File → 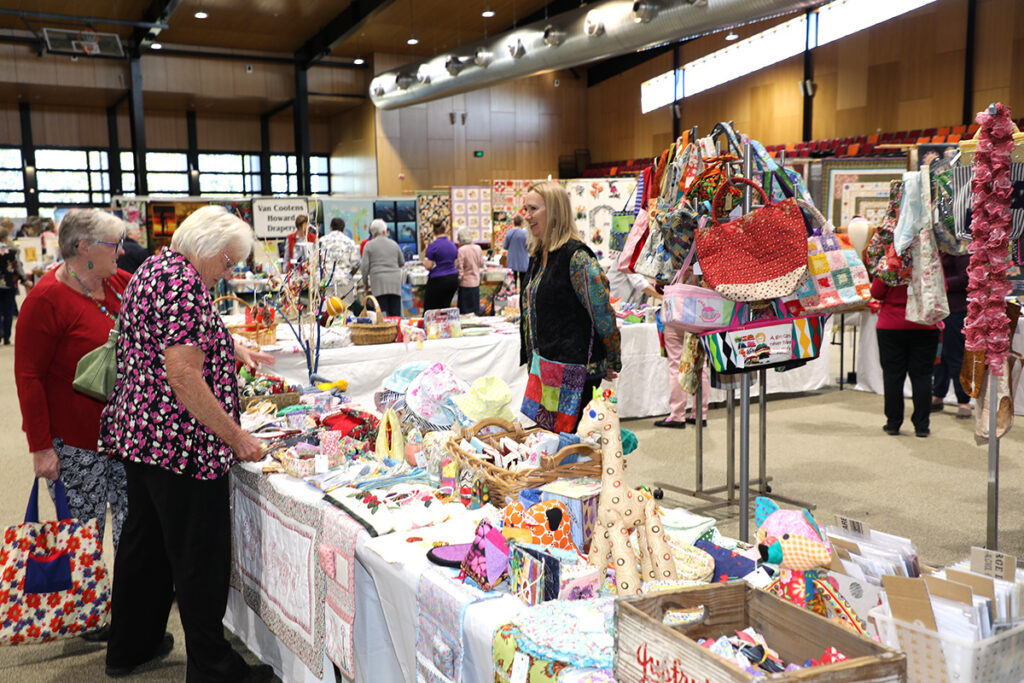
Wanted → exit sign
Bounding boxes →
[473,150,484,157]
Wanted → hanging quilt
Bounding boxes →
[450,186,493,243]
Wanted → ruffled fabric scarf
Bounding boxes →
[965,103,1015,375]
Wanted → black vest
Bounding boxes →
[521,239,607,368]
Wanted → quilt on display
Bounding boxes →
[450,186,493,243]
[230,467,325,677]
[319,505,364,679]
[561,179,637,253]
[417,191,451,254]
[491,180,534,250]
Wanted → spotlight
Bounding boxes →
[354,57,365,65]
[632,1,657,23]
[507,39,525,59]
[395,72,419,90]
[445,55,467,76]
[542,25,565,47]
[482,9,495,18]
[474,49,493,67]
[194,10,208,19]
[151,42,163,49]
[584,13,604,36]
[725,31,739,41]
[407,37,419,45]
[372,84,385,97]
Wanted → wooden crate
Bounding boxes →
[615,582,906,682]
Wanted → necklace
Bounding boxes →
[64,263,121,321]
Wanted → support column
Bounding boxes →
[19,103,37,216]
[962,0,977,125]
[260,113,272,195]
[671,44,681,141]
[186,110,200,196]
[801,10,815,142]
[107,104,122,197]
[128,56,148,195]
[293,63,311,196]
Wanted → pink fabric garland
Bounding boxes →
[964,103,1015,376]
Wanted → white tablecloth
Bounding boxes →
[854,310,1024,415]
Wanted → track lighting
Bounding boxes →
[474,48,493,67]
[395,72,419,90]
[542,25,565,47]
[507,39,525,59]
[632,1,657,23]
[445,55,467,76]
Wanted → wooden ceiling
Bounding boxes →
[0,0,557,60]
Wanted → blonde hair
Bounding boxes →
[525,181,578,256]
[171,205,254,261]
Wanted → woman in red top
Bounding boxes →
[870,277,940,437]
[15,209,130,558]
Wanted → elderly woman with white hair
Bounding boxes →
[98,205,274,681]
[15,209,130,577]
[360,217,405,317]
[455,229,485,315]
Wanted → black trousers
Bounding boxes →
[424,273,459,311]
[372,293,402,317]
[571,377,605,433]
[108,461,248,683]
[877,328,940,431]
[933,310,969,404]
[0,288,16,342]
[457,286,480,315]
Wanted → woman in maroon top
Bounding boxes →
[14,209,130,561]
[870,277,940,437]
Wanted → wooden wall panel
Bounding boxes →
[0,106,20,145]
[31,106,108,148]
[587,52,674,163]
[330,101,378,195]
[196,114,261,152]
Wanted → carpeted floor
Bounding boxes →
[0,330,1020,681]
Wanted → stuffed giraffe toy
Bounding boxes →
[576,390,677,596]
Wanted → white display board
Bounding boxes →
[253,197,309,238]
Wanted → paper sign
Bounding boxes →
[883,575,937,631]
[510,651,530,683]
[253,197,308,238]
[835,514,872,537]
[970,547,1017,582]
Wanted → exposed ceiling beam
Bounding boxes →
[132,0,184,52]
[295,0,399,70]
[0,8,169,30]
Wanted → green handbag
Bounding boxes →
[73,319,119,402]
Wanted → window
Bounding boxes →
[270,154,298,194]
[35,148,109,205]
[817,0,938,46]
[198,153,261,197]
[310,155,330,195]
[0,147,24,205]
[641,70,683,115]
[147,152,189,195]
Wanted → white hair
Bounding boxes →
[171,205,254,261]
[457,229,473,245]
[58,209,125,260]
[369,219,388,238]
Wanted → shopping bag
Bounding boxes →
[865,180,913,286]
[698,315,825,375]
[0,479,111,644]
[662,242,748,332]
[778,200,871,316]
[904,171,950,326]
[748,138,813,203]
[633,201,679,283]
[616,208,649,274]
[695,176,809,302]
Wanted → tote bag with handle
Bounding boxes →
[662,241,748,333]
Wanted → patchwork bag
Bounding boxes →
[698,315,825,375]
[778,200,872,316]
[0,479,111,644]
[695,176,809,302]
[662,242,748,333]
[608,211,635,253]
[520,353,588,434]
[865,180,913,286]
[633,200,679,282]
[460,519,510,591]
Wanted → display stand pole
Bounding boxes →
[726,385,736,503]
[738,144,754,541]
[836,314,846,390]
[695,374,704,491]
[758,369,768,492]
[987,370,999,549]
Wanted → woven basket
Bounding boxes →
[446,418,602,502]
[347,295,398,345]
[240,391,300,412]
[214,295,278,345]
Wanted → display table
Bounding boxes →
[854,310,1024,415]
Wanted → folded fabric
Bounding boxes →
[694,539,757,582]
[511,598,615,670]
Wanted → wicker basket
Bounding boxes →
[446,418,602,501]
[214,295,278,345]
[347,295,398,345]
[240,391,300,411]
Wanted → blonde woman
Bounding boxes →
[519,181,620,431]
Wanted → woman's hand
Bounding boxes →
[33,448,59,480]
[605,370,619,381]
[423,257,435,271]
[231,430,266,463]
[234,342,276,371]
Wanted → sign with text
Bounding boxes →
[253,197,308,238]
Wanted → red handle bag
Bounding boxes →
[694,176,809,302]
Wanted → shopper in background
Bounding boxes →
[520,181,621,430]
[360,218,405,317]
[503,214,530,290]
[871,276,941,437]
[14,209,130,572]
[99,205,274,681]
[320,217,361,303]
[0,218,28,344]
[600,255,660,307]
[423,219,459,311]
[932,253,971,418]
[455,229,485,315]
[116,223,150,274]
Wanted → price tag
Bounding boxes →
[314,452,329,474]
[835,514,871,537]
[510,651,530,683]
[970,547,1017,582]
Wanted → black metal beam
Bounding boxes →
[186,110,200,196]
[19,103,37,216]
[107,104,122,197]
[128,56,148,195]
[962,0,977,125]
[801,9,814,142]
[149,45,367,68]
[671,44,681,140]
[131,0,184,53]
[295,0,399,70]
[293,64,311,195]
[587,43,676,88]
[259,114,272,196]
[0,8,169,30]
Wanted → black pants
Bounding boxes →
[571,377,605,433]
[457,286,480,315]
[0,288,16,342]
[877,328,940,431]
[933,311,969,404]
[108,461,248,683]
[424,273,459,311]
[514,271,527,292]
[371,293,402,317]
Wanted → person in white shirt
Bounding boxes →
[319,218,361,303]
[601,256,659,307]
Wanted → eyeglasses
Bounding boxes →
[96,238,125,250]
[220,250,237,271]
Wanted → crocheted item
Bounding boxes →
[511,598,615,670]
[965,103,1015,376]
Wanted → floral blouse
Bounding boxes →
[100,249,240,480]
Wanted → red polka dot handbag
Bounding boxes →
[695,176,810,302]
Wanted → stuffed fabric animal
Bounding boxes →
[502,500,579,554]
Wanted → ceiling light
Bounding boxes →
[151,42,163,49]
[445,55,467,76]
[482,8,495,18]
[353,57,365,65]
[407,37,419,45]
[632,1,657,23]
[542,25,565,47]
[507,39,525,59]
[194,10,208,19]
[725,31,739,41]
[584,12,605,36]
[474,49,493,67]
[395,72,419,90]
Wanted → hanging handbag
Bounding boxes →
[748,138,813,203]
[951,163,1024,240]
[0,479,111,644]
[633,200,679,283]
[928,156,970,255]
[698,315,825,375]
[898,170,950,326]
[520,352,588,433]
[608,212,636,252]
[865,180,913,286]
[779,200,871,316]
[695,176,809,302]
[72,318,120,402]
[662,242,748,333]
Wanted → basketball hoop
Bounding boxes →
[75,29,100,56]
